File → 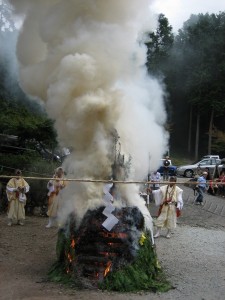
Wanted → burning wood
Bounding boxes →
[50,205,170,292]
[55,206,143,284]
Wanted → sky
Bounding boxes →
[150,0,225,32]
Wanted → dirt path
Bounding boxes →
[0,185,225,300]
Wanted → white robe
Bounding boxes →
[152,185,183,229]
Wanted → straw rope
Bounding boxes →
[0,175,222,186]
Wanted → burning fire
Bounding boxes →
[100,232,128,239]
[104,261,112,277]
[71,238,75,248]
[65,238,76,274]
[67,253,73,263]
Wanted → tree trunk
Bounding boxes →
[194,111,200,161]
[188,105,193,154]
[208,108,214,155]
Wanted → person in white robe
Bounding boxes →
[6,169,30,226]
[152,176,183,238]
[46,167,67,228]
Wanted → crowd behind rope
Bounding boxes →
[191,166,225,198]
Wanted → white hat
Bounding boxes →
[202,171,208,175]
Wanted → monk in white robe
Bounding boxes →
[46,167,67,228]
[6,169,30,226]
[152,176,183,238]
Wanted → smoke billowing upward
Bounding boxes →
[9,0,168,226]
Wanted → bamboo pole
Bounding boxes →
[0,175,222,186]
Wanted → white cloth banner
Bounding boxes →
[102,214,119,231]
[102,203,115,217]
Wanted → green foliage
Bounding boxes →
[0,97,58,149]
[211,128,225,153]
[48,231,171,293]
[48,262,74,285]
[157,12,225,157]
[99,233,171,292]
[56,229,71,262]
[49,231,82,289]
[146,14,174,77]
[0,27,58,150]
[0,151,58,175]
[175,13,225,114]
[0,151,59,211]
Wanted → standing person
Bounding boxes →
[149,170,161,203]
[195,171,208,205]
[218,170,225,197]
[152,176,183,239]
[150,170,161,191]
[6,169,30,226]
[163,156,170,181]
[46,167,67,228]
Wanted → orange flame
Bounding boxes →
[101,232,127,239]
[104,261,112,277]
[71,239,75,248]
[67,253,72,263]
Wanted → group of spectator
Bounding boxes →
[194,167,225,199]
[5,167,67,227]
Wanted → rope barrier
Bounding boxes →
[0,174,223,185]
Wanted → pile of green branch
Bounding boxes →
[99,233,171,292]
[49,230,172,293]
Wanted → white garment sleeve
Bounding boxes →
[24,185,30,193]
[6,187,17,192]
[176,190,183,210]
[152,189,163,206]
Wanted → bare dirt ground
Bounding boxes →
[0,184,225,300]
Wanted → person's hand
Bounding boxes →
[19,187,26,193]
[146,187,151,193]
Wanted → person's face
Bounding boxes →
[15,171,21,179]
[169,179,176,187]
[57,169,63,177]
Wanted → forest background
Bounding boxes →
[1,1,225,208]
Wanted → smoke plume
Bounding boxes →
[9,0,168,228]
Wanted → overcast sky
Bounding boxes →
[150,0,225,32]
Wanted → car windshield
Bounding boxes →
[199,159,211,165]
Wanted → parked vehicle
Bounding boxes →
[176,158,223,178]
[201,155,220,160]
[157,159,177,176]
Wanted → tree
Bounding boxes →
[145,14,174,77]
[211,128,225,154]
[167,13,225,158]
[0,97,58,149]
[0,1,57,150]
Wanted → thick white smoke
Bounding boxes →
[9,0,168,227]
